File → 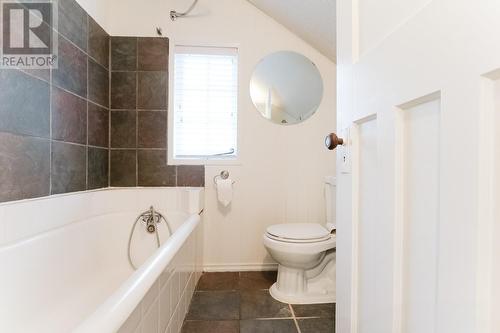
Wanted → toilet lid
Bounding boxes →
[266,223,330,242]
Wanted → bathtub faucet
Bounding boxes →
[145,206,158,233]
[128,205,174,270]
[138,206,162,233]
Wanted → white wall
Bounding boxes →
[102,0,336,270]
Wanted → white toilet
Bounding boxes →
[263,177,336,304]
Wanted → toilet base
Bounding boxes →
[269,256,336,304]
[269,282,335,304]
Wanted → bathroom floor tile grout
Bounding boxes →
[181,271,334,333]
[289,303,302,333]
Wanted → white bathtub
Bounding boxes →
[0,187,204,333]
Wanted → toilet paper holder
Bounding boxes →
[213,170,235,185]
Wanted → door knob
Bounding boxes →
[325,132,344,150]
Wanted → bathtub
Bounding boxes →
[0,187,204,333]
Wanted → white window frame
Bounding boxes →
[168,42,241,166]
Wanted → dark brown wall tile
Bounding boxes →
[177,165,205,187]
[88,103,109,147]
[0,70,50,138]
[51,141,86,194]
[53,35,87,98]
[138,150,176,186]
[111,111,136,148]
[107,36,205,189]
[0,132,50,202]
[58,0,88,51]
[19,68,50,82]
[110,150,136,186]
[111,37,137,71]
[138,111,167,148]
[111,71,136,109]
[51,87,87,144]
[8,14,52,79]
[138,38,168,71]
[1,30,204,202]
[0,2,117,203]
[87,147,109,189]
[88,59,109,107]
[17,2,52,26]
[137,71,167,110]
[88,16,109,68]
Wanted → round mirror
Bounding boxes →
[250,51,323,125]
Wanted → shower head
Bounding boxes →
[170,0,199,21]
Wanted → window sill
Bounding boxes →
[168,157,242,166]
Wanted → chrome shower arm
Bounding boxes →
[170,0,198,20]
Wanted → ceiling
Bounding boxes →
[247,0,336,62]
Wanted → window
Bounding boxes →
[172,46,238,162]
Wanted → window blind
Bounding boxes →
[173,46,238,159]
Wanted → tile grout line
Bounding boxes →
[188,272,316,331]
[111,108,167,112]
[193,287,271,293]
[15,68,50,84]
[135,37,139,187]
[111,147,167,151]
[289,304,302,333]
[49,53,53,196]
[108,36,112,187]
[108,69,168,73]
[188,272,334,333]
[57,24,108,73]
[246,317,295,321]
[50,81,109,111]
[85,14,89,190]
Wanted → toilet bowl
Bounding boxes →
[263,223,336,304]
[263,177,337,304]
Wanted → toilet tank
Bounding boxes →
[324,176,336,229]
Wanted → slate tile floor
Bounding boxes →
[182,271,335,333]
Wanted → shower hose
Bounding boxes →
[127,206,172,270]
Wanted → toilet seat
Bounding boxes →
[266,223,331,243]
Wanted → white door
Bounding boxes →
[335,1,500,333]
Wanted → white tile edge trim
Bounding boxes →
[0,187,202,207]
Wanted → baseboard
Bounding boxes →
[203,263,278,272]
